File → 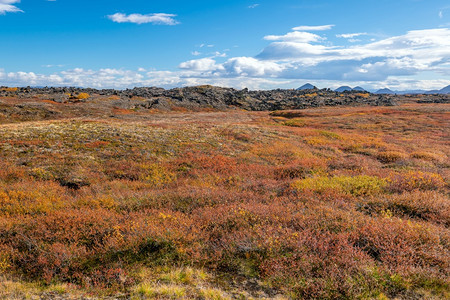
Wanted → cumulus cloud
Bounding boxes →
[0,0,22,14]
[0,65,448,91]
[108,13,179,25]
[222,57,283,77]
[0,67,297,90]
[176,27,450,87]
[255,28,450,80]
[179,58,221,72]
[292,25,334,31]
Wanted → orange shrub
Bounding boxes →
[411,151,446,162]
[282,118,306,127]
[76,93,90,100]
[275,157,327,180]
[85,141,110,148]
[358,191,449,225]
[1,87,18,92]
[356,93,370,98]
[0,162,27,183]
[0,181,66,216]
[305,93,317,97]
[376,151,407,163]
[0,102,448,299]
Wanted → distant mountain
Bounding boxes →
[401,90,428,94]
[375,88,395,95]
[352,86,366,92]
[375,85,450,95]
[335,86,353,92]
[439,85,450,94]
[296,84,450,95]
[425,90,440,94]
[297,83,317,90]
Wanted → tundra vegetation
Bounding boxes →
[0,89,448,299]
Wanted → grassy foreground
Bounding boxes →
[0,103,448,299]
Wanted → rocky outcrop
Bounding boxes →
[0,85,408,111]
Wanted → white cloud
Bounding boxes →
[107,13,179,25]
[0,67,296,90]
[257,42,330,60]
[248,4,259,9]
[191,51,201,56]
[1,65,448,91]
[178,27,450,86]
[257,28,450,70]
[0,0,22,14]
[179,58,221,72]
[292,25,334,31]
[222,57,283,77]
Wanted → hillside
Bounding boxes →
[0,89,448,299]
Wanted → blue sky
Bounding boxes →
[0,0,449,90]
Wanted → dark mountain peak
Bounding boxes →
[439,85,450,94]
[335,86,353,92]
[352,86,366,92]
[375,88,395,94]
[297,83,317,90]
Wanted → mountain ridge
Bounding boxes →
[294,84,450,94]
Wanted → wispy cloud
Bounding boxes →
[0,0,22,15]
[292,25,334,31]
[42,64,65,68]
[107,13,179,25]
[213,51,227,58]
[336,32,367,39]
[264,31,324,43]
[439,6,450,19]
[248,4,259,9]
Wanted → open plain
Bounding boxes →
[0,89,448,299]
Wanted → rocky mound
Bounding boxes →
[0,85,401,111]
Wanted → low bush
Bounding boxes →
[282,118,305,127]
[0,103,447,299]
[76,93,90,100]
[411,151,446,162]
[387,171,445,192]
[376,151,408,163]
[357,191,450,225]
[292,175,387,196]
